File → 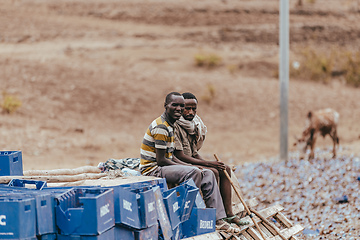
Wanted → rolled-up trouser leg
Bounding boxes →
[201,169,226,220]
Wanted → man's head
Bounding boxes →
[164,92,185,124]
[182,92,198,121]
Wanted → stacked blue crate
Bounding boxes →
[0,196,37,239]
[172,180,199,223]
[153,186,172,240]
[0,151,23,176]
[114,224,135,240]
[0,180,56,239]
[107,181,163,240]
[134,222,158,240]
[162,188,181,231]
[1,172,218,239]
[181,207,216,238]
[55,187,115,238]
[167,179,216,240]
[161,179,199,240]
[57,227,115,240]
[8,178,47,190]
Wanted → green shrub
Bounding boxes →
[290,48,334,83]
[343,51,360,87]
[194,52,222,68]
[1,93,22,114]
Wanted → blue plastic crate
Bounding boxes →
[162,188,181,230]
[154,178,168,192]
[0,190,55,236]
[172,181,198,222]
[134,222,158,240]
[112,186,141,229]
[153,187,172,240]
[114,224,135,240]
[185,179,206,209]
[181,207,216,238]
[8,179,47,190]
[0,197,36,239]
[57,227,115,240]
[37,233,57,240]
[171,225,181,240]
[132,187,158,229]
[55,188,115,236]
[0,151,23,176]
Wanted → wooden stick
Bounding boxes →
[214,154,267,240]
[23,166,101,176]
[0,172,107,184]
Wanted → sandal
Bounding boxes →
[224,215,250,226]
[215,219,240,233]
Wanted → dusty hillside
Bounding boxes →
[1,0,360,171]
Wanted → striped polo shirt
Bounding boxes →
[140,113,175,175]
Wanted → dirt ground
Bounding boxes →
[1,0,360,172]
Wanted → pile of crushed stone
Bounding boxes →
[234,147,360,239]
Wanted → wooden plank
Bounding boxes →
[182,231,222,240]
[233,197,258,215]
[241,231,255,240]
[251,208,286,240]
[238,234,248,240]
[231,235,242,240]
[218,231,233,240]
[219,231,230,239]
[260,220,278,236]
[258,204,284,218]
[247,227,265,240]
[274,212,293,228]
[235,204,284,234]
[259,222,275,237]
[268,224,304,240]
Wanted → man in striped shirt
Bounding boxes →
[140,92,239,233]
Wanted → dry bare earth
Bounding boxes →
[1,1,360,170]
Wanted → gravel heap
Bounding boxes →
[234,148,360,240]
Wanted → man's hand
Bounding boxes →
[206,161,226,171]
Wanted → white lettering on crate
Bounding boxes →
[172,201,179,213]
[199,220,213,229]
[148,201,155,212]
[184,200,190,209]
[0,215,6,226]
[100,203,110,217]
[157,199,167,221]
[123,199,132,212]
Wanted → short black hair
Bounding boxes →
[182,92,197,101]
[165,92,182,105]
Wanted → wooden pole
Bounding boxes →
[214,154,267,240]
[279,0,289,162]
[0,172,107,184]
[23,166,101,176]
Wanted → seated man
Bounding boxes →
[174,92,249,226]
[140,91,239,233]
